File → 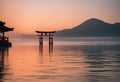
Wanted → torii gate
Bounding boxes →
[36,31,56,45]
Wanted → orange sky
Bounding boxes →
[0,0,120,34]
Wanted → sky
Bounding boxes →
[0,0,120,34]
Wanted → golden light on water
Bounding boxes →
[2,45,88,82]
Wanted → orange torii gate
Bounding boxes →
[36,31,56,45]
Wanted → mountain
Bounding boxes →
[55,18,120,37]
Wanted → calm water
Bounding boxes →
[0,37,120,82]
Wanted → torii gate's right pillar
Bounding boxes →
[49,36,53,44]
[49,36,53,54]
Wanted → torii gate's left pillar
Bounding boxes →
[39,33,43,45]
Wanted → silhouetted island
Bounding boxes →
[55,18,120,37]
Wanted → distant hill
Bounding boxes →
[55,18,120,37]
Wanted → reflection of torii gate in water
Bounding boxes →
[36,31,56,53]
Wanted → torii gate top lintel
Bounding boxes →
[36,31,56,33]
